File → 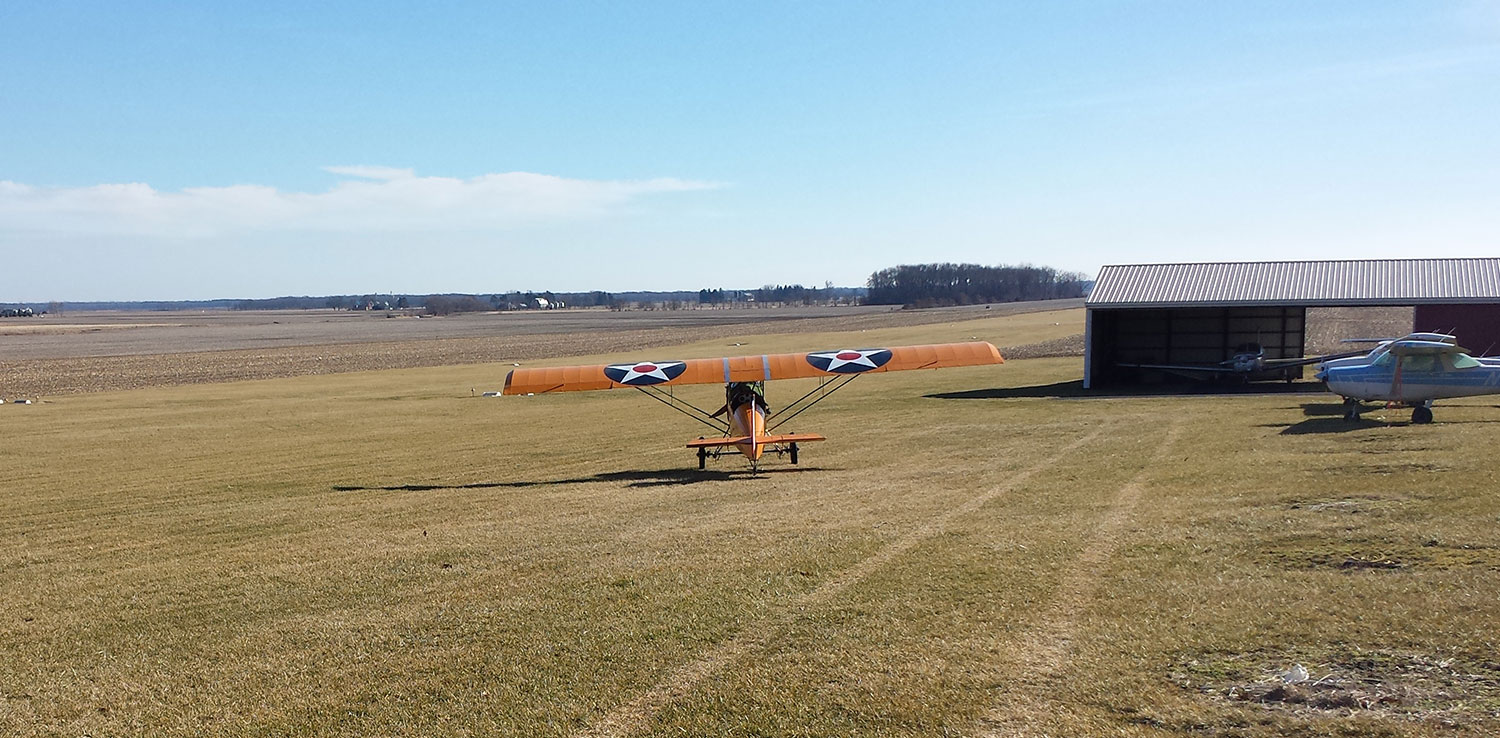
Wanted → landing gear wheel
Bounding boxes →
[789,443,799,465]
[698,447,707,470]
[1412,406,1433,424]
[1342,398,1361,422]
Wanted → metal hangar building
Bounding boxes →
[1083,258,1500,389]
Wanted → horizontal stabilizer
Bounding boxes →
[686,433,826,449]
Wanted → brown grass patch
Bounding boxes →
[1176,649,1500,726]
[1265,535,1499,572]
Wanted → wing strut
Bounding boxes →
[635,386,728,434]
[768,375,859,432]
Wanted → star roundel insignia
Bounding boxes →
[604,360,687,386]
[806,348,893,374]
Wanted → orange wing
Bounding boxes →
[502,342,1003,395]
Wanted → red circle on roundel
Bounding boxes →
[633,363,657,372]
[835,351,861,360]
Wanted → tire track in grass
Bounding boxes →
[974,419,1182,738]
[575,422,1115,738]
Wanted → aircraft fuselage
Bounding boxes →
[727,400,769,461]
[1319,360,1500,403]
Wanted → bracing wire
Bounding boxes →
[768,375,859,432]
[635,387,728,434]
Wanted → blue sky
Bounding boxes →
[2,1,1497,301]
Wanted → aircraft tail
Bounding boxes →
[686,433,826,449]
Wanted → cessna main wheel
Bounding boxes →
[1412,406,1433,424]
[789,443,799,465]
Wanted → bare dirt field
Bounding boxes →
[0,301,1085,360]
[0,300,1084,396]
[1305,306,1415,355]
[0,301,1419,399]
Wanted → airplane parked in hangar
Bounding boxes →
[1117,342,1365,383]
[502,342,1004,469]
[1317,333,1500,423]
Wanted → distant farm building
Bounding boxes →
[1084,258,1500,388]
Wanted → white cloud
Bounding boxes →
[321,165,415,180]
[0,168,721,237]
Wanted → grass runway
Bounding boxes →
[3,310,1498,736]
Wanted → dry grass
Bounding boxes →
[2,307,1497,737]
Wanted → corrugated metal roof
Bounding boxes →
[1086,258,1500,308]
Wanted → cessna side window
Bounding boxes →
[1404,355,1437,372]
[1450,353,1482,370]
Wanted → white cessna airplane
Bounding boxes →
[1316,333,1500,423]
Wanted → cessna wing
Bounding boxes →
[502,342,1003,395]
[1386,339,1470,356]
[1342,332,1458,346]
[1262,351,1367,368]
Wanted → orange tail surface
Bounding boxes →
[686,433,826,449]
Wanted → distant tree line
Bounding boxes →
[697,285,862,306]
[753,284,826,305]
[866,263,1088,308]
[56,285,876,314]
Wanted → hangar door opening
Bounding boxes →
[1089,306,1307,385]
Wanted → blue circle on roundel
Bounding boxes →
[806,348,893,374]
[604,360,687,386]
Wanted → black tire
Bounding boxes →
[698,447,707,470]
[1412,406,1433,424]
[789,443,799,465]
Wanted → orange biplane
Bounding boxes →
[503,342,1003,469]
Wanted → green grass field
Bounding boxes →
[3,310,1498,737]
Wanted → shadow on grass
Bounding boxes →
[928,380,1329,400]
[1294,401,1375,417]
[1271,417,1397,435]
[1267,401,1500,432]
[927,381,1087,399]
[1255,401,1394,434]
[334,465,833,492]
